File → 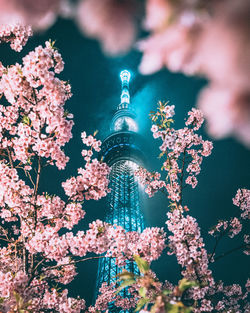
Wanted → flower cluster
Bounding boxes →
[77,0,139,56]
[84,220,166,265]
[62,159,110,201]
[0,162,33,222]
[88,282,138,312]
[0,24,32,51]
[62,131,110,201]
[233,188,250,220]
[209,217,242,239]
[81,131,102,161]
[166,207,214,299]
[139,102,213,203]
[135,167,166,197]
[41,288,86,313]
[0,40,73,170]
[208,188,249,262]
[0,261,85,313]
[22,219,166,269]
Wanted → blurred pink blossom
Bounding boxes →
[76,0,140,55]
[0,0,69,31]
[139,0,250,147]
[198,85,250,146]
[0,0,249,146]
[143,0,173,31]
[138,13,202,75]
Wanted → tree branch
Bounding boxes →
[213,244,248,262]
[42,255,107,272]
[34,156,41,227]
[6,146,14,168]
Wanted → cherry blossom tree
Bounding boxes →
[0,24,166,312]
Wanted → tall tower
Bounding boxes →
[94,70,145,310]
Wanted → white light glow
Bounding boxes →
[121,89,130,103]
[114,116,138,132]
[120,70,131,83]
[124,160,139,171]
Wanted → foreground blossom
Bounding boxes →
[138,0,250,147]
[0,23,32,51]
[76,0,140,55]
[0,0,64,30]
[1,0,250,146]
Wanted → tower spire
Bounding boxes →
[94,70,145,311]
[111,69,137,133]
[118,70,131,110]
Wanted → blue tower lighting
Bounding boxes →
[120,70,131,105]
[94,70,146,312]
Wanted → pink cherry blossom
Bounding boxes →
[0,0,64,31]
[233,189,250,220]
[166,208,214,296]
[198,85,250,147]
[138,0,250,147]
[0,23,32,51]
[76,0,139,55]
[137,103,212,203]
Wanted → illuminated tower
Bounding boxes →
[94,70,145,310]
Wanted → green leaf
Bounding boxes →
[134,255,150,274]
[22,115,30,125]
[97,226,105,234]
[117,270,135,281]
[14,291,21,302]
[139,287,147,298]
[179,278,198,292]
[162,289,172,296]
[116,279,136,294]
[49,39,57,49]
[135,297,149,312]
[165,303,179,313]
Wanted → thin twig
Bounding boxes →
[208,231,226,263]
[23,95,36,106]
[6,147,14,168]
[213,244,248,262]
[34,156,41,227]
[43,255,107,272]
[179,147,187,206]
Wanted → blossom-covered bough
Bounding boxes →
[119,102,249,313]
[0,24,166,312]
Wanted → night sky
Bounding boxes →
[0,18,249,306]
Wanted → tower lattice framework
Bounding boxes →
[94,71,146,311]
